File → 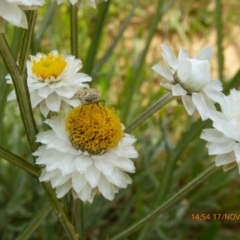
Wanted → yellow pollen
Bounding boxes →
[65,103,123,155]
[32,53,67,81]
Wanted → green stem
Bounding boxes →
[215,0,224,81]
[122,0,174,122]
[0,34,38,153]
[125,93,174,133]
[0,145,39,178]
[79,201,85,240]
[16,202,52,240]
[85,0,111,75]
[72,200,85,240]
[70,4,78,57]
[110,164,219,240]
[42,182,80,240]
[19,10,38,75]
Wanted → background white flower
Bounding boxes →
[33,110,138,202]
[7,51,91,117]
[201,89,240,172]
[152,44,224,120]
[0,0,45,32]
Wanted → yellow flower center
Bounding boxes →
[65,103,123,155]
[31,53,67,81]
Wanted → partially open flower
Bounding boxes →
[7,51,91,117]
[152,44,224,120]
[0,0,45,33]
[34,103,138,202]
[201,89,240,172]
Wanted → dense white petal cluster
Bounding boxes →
[152,44,224,120]
[7,51,91,117]
[0,0,45,32]
[201,89,240,171]
[33,117,138,202]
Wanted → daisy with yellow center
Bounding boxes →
[34,104,138,202]
[7,51,91,117]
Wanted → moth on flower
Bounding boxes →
[34,105,138,202]
[152,44,224,120]
[70,88,106,120]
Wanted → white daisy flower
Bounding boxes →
[152,44,224,120]
[55,0,107,8]
[200,89,240,172]
[33,103,138,202]
[7,51,91,117]
[0,0,45,32]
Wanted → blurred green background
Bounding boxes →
[1,0,240,239]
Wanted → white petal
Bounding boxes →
[30,91,43,107]
[0,1,27,28]
[213,119,240,142]
[182,95,195,115]
[84,164,100,188]
[55,86,78,98]
[106,167,132,188]
[45,92,61,111]
[38,86,55,98]
[200,128,226,143]
[55,181,72,198]
[152,64,174,82]
[72,171,87,192]
[77,183,92,202]
[110,157,135,173]
[39,101,50,117]
[177,59,192,83]
[207,139,236,155]
[171,84,187,96]
[194,46,214,61]
[75,156,93,173]
[182,59,210,92]
[7,90,16,101]
[203,80,224,103]
[98,174,116,200]
[94,157,113,175]
[192,92,215,120]
[234,143,240,163]
[51,173,72,188]
[178,47,189,62]
[161,44,178,72]
[215,152,235,166]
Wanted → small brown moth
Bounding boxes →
[70,88,101,103]
[70,88,106,119]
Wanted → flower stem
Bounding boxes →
[19,10,38,75]
[0,145,39,178]
[42,183,80,240]
[110,164,219,240]
[0,34,38,153]
[125,93,174,133]
[215,0,224,81]
[70,4,78,57]
[16,202,52,240]
[72,200,85,240]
